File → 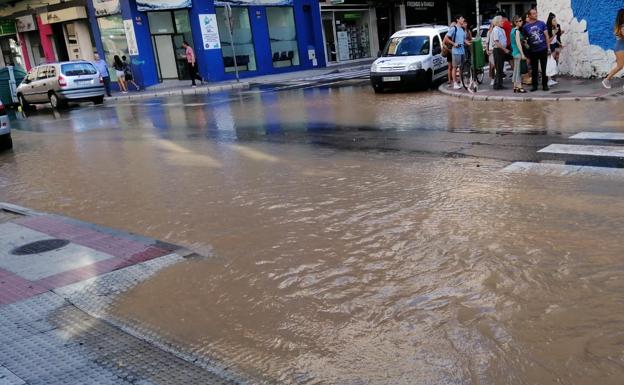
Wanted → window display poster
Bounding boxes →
[199,14,220,50]
[136,0,191,12]
[123,19,139,56]
[337,31,350,61]
[93,0,121,16]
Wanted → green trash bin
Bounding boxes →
[471,38,485,70]
[0,66,27,106]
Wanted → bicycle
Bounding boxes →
[460,40,485,93]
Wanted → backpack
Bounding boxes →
[442,26,457,57]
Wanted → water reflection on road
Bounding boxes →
[2,84,624,384]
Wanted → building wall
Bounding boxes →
[538,0,621,77]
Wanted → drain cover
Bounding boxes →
[550,90,571,94]
[11,239,70,255]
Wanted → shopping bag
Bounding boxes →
[546,55,558,77]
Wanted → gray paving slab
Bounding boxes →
[0,366,25,385]
[538,144,624,158]
[569,132,624,141]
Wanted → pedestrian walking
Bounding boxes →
[547,12,564,86]
[93,53,111,97]
[522,8,552,92]
[121,56,140,91]
[181,41,203,87]
[112,55,127,93]
[602,8,624,89]
[491,16,509,90]
[443,15,471,90]
[511,16,527,93]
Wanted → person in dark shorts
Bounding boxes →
[121,56,140,91]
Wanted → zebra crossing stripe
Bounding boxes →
[538,144,624,158]
[503,162,624,178]
[569,132,624,141]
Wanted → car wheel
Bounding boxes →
[92,96,104,105]
[0,134,12,150]
[426,70,434,90]
[49,93,65,110]
[372,83,384,94]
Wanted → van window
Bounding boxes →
[61,63,97,76]
[25,69,36,83]
[382,36,430,57]
[432,36,441,55]
[47,66,56,78]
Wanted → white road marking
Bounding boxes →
[538,144,624,158]
[569,132,624,141]
[503,162,624,178]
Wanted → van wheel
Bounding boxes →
[92,96,104,105]
[373,83,384,94]
[426,70,434,90]
[49,93,66,110]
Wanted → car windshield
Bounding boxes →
[382,36,430,57]
[61,63,97,76]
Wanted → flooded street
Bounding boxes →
[2,83,624,384]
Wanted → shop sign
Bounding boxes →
[198,14,220,50]
[94,0,121,16]
[16,15,37,33]
[337,31,350,61]
[136,0,192,12]
[215,0,293,6]
[329,0,344,4]
[0,20,16,36]
[406,1,435,11]
[123,19,139,56]
[40,7,88,24]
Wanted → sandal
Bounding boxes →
[517,88,527,93]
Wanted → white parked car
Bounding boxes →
[0,100,11,150]
[370,25,449,93]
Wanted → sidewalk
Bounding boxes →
[439,73,624,101]
[107,60,374,102]
[0,202,253,385]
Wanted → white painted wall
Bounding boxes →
[537,0,620,78]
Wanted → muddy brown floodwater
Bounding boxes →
[2,85,624,384]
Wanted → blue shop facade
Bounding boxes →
[88,0,326,87]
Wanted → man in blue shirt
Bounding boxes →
[444,15,471,90]
[93,53,112,97]
[522,8,552,91]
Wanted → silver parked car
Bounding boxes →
[17,61,105,110]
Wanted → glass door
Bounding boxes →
[322,13,336,63]
[154,35,178,79]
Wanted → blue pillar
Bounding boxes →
[121,0,160,87]
[188,0,225,82]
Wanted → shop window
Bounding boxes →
[97,15,129,81]
[335,11,370,61]
[216,7,257,73]
[148,12,175,34]
[266,7,299,68]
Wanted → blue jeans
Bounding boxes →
[102,76,111,97]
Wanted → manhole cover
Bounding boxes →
[550,90,571,94]
[11,239,70,255]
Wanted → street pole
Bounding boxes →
[475,0,480,31]
[224,4,240,83]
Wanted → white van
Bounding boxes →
[370,25,449,93]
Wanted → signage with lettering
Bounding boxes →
[93,0,121,16]
[123,19,139,56]
[406,1,435,10]
[199,14,220,50]
[0,20,16,36]
[16,15,36,33]
[40,7,88,24]
[214,0,293,5]
[136,0,191,11]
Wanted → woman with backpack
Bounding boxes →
[112,55,127,94]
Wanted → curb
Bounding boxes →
[107,81,250,102]
[437,83,613,102]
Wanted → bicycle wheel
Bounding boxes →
[461,62,473,90]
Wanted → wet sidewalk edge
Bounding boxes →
[0,202,259,385]
[438,79,624,102]
[107,81,251,102]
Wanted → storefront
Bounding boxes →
[320,1,378,64]
[39,4,96,62]
[0,20,25,68]
[15,15,45,69]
